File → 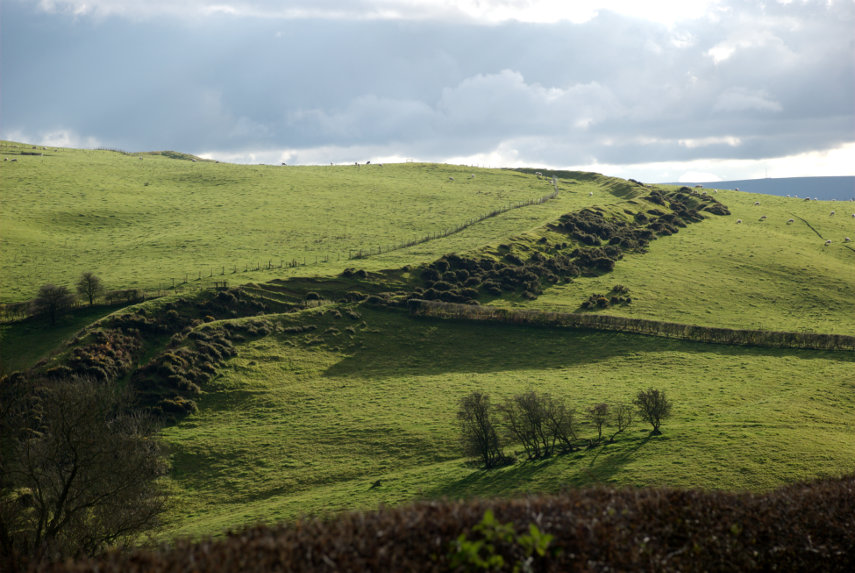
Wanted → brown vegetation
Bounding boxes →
[18,474,855,572]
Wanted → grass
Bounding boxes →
[3,141,853,544]
[0,304,121,374]
[158,305,855,539]
[511,188,855,335]
[0,141,627,303]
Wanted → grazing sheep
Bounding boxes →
[759,215,767,220]
[830,211,835,216]
[824,240,832,246]
[470,174,475,179]
[786,194,791,197]
[852,213,855,218]
[448,177,454,182]
[736,219,742,224]
[754,201,760,206]
[787,218,795,224]
[589,192,593,196]
[804,197,811,201]
[845,237,851,242]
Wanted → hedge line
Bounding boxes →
[22,474,855,572]
[409,300,855,352]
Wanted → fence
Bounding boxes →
[408,299,855,352]
[348,189,560,260]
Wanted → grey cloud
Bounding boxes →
[2,0,852,170]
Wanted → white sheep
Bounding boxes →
[736,219,742,224]
[753,201,760,206]
[787,218,794,224]
[759,215,767,220]
[830,211,835,216]
[824,240,832,246]
[589,192,593,196]
[844,237,851,242]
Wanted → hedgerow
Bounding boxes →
[23,475,854,572]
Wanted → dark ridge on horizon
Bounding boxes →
[661,175,855,201]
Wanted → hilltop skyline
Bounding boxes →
[2,0,853,182]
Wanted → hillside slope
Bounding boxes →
[2,143,853,545]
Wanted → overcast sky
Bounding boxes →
[2,0,853,181]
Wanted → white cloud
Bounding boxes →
[27,0,725,25]
[3,128,102,149]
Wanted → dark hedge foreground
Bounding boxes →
[21,474,855,572]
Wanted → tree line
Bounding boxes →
[458,388,672,468]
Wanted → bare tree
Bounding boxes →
[498,391,575,459]
[31,284,76,324]
[543,398,579,452]
[0,377,168,562]
[634,388,672,435]
[588,403,609,444]
[76,272,104,306]
[607,403,634,442]
[457,392,506,469]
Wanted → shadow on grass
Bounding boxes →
[0,304,124,374]
[320,308,853,381]
[423,433,656,500]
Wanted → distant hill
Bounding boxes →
[663,176,855,201]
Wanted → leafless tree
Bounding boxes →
[499,391,577,459]
[75,272,104,306]
[457,392,506,469]
[0,377,168,562]
[588,403,609,444]
[607,403,635,442]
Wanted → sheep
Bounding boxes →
[845,237,851,243]
[759,215,767,220]
[804,197,811,201]
[852,213,855,218]
[448,177,454,182]
[824,240,831,246]
[736,219,742,224]
[470,174,475,179]
[535,171,543,179]
[830,211,835,216]
[753,201,760,206]
[787,218,795,224]
[589,192,593,196]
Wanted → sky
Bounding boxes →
[2,0,854,182]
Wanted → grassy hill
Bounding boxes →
[1,140,853,545]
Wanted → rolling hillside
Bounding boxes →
[1,141,853,544]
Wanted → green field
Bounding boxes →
[1,140,853,543]
[0,141,624,303]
